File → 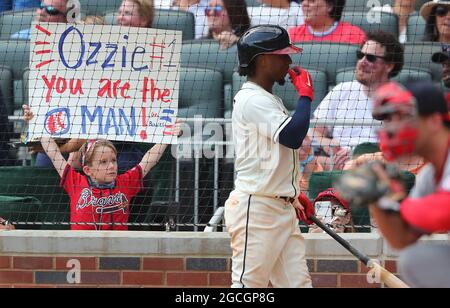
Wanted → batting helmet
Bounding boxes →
[314,188,350,210]
[237,25,302,69]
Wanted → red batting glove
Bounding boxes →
[288,66,314,101]
[296,193,315,225]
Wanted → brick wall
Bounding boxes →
[0,230,444,288]
[0,255,397,288]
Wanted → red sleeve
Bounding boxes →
[400,191,450,234]
[117,165,143,197]
[60,165,82,195]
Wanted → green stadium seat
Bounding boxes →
[104,9,195,41]
[0,166,70,229]
[230,69,327,118]
[0,195,42,229]
[341,11,399,38]
[407,14,426,42]
[335,67,433,85]
[0,40,29,111]
[416,0,429,11]
[78,0,122,15]
[344,0,394,12]
[245,0,261,6]
[0,8,34,40]
[400,42,442,82]
[352,142,380,158]
[291,42,358,86]
[0,65,13,114]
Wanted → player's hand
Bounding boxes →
[288,66,314,101]
[295,193,315,225]
[22,104,34,122]
[166,119,183,137]
[335,161,406,208]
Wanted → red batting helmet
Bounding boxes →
[313,188,350,210]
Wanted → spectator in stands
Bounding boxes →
[312,31,404,170]
[0,217,15,231]
[82,15,106,25]
[421,0,450,43]
[117,0,154,27]
[299,134,323,194]
[308,188,354,233]
[0,89,12,166]
[39,122,181,230]
[248,0,304,29]
[432,43,450,96]
[288,0,366,45]
[370,0,416,43]
[172,0,209,38]
[11,0,69,40]
[204,0,250,49]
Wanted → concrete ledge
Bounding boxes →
[0,230,447,258]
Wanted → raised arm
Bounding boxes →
[40,137,68,177]
[139,120,182,177]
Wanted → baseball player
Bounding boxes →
[336,81,450,288]
[224,25,314,288]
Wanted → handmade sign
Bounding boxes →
[28,22,181,144]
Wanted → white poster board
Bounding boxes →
[28,22,181,144]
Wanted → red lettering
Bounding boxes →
[141,77,172,103]
[55,77,67,94]
[42,74,56,103]
[69,79,84,96]
[98,78,131,99]
[42,75,84,103]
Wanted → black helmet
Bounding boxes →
[237,25,302,68]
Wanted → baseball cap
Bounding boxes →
[405,81,450,122]
[432,44,450,63]
[313,188,350,210]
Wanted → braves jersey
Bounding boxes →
[232,81,300,197]
[61,165,143,230]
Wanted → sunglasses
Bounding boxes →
[39,2,66,16]
[435,5,450,17]
[356,50,386,63]
[205,5,223,17]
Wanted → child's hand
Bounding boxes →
[22,104,34,122]
[168,119,183,137]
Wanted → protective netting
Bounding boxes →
[0,0,443,232]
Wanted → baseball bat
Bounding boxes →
[309,215,409,288]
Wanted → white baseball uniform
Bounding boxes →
[225,81,312,288]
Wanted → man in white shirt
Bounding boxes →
[248,0,304,29]
[313,30,404,170]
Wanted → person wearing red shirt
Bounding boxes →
[288,0,366,45]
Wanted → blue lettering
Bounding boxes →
[86,42,101,65]
[81,106,103,134]
[58,26,85,69]
[102,44,118,69]
[131,47,148,71]
[119,107,136,136]
[104,108,120,135]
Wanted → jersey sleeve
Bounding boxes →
[60,165,82,195]
[241,94,291,143]
[117,165,144,197]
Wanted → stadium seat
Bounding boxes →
[344,0,394,12]
[407,14,426,42]
[291,42,358,86]
[104,9,195,41]
[245,0,261,7]
[0,0,12,13]
[230,69,327,118]
[0,65,13,114]
[0,166,70,229]
[0,195,42,229]
[181,40,238,84]
[352,142,380,158]
[403,42,443,82]
[335,67,433,85]
[78,0,122,15]
[341,11,399,39]
[0,8,34,39]
[0,40,29,111]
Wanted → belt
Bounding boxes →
[274,196,296,203]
